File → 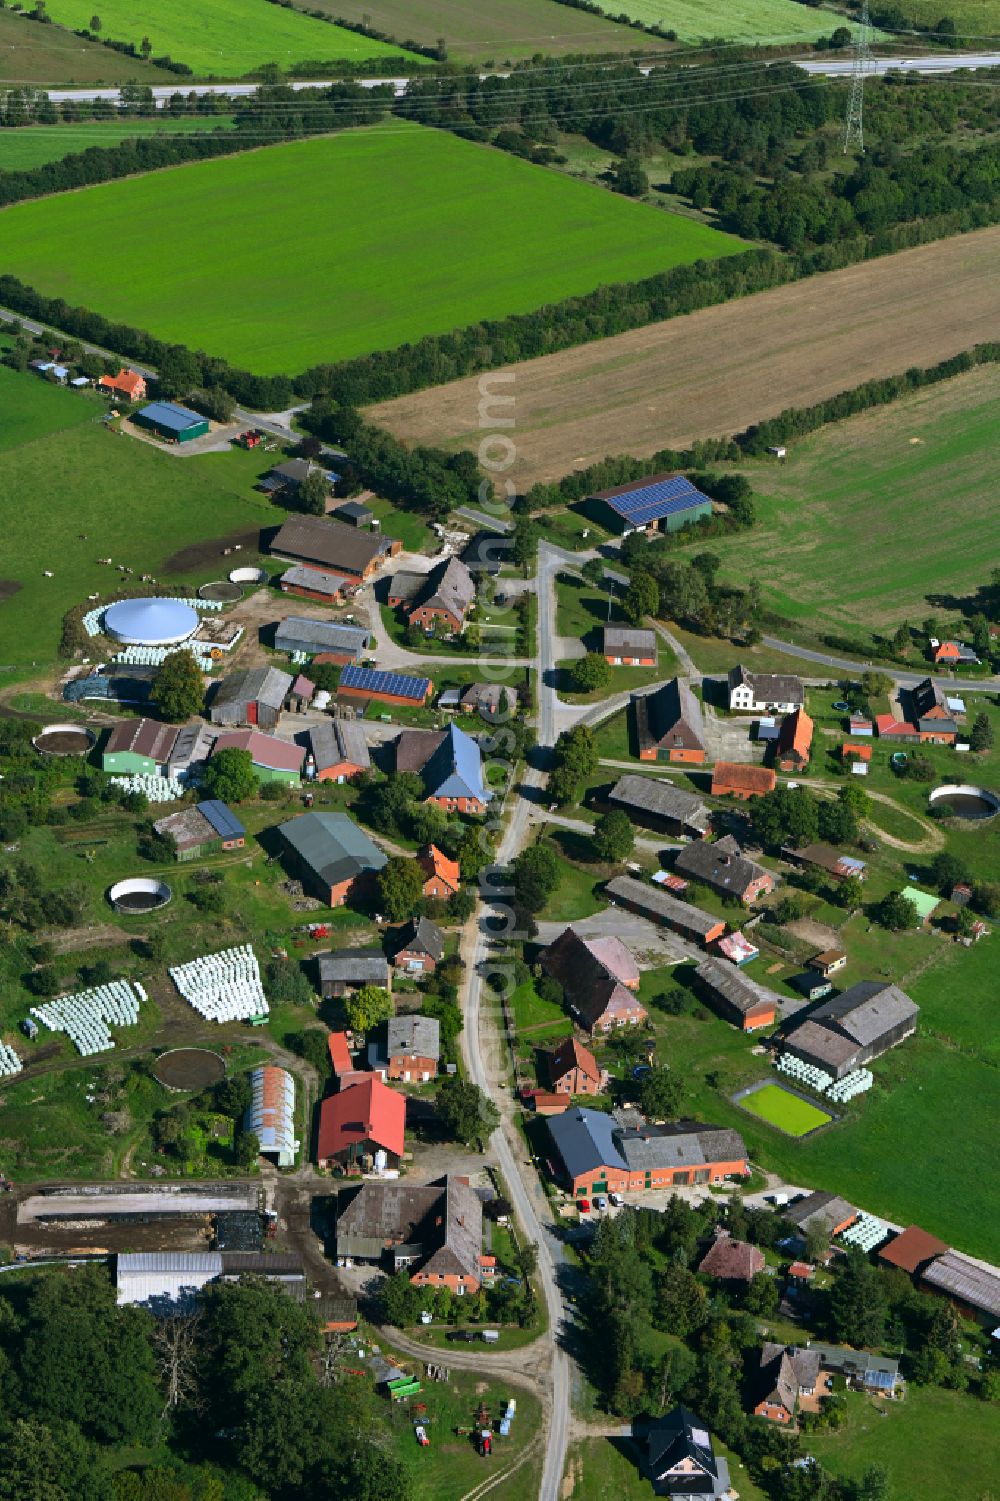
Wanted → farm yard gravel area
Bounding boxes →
[369,224,1000,485]
[0,122,743,374]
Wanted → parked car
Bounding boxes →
[446,1330,477,1342]
[594,1196,608,1212]
[608,1192,624,1207]
[577,1198,591,1214]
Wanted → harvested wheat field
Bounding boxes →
[368,226,1000,486]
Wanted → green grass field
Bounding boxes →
[808,1386,1000,1501]
[737,1082,832,1136]
[39,0,424,76]
[0,117,234,172]
[904,0,1000,35]
[0,122,745,373]
[0,7,178,84]
[595,0,852,44]
[0,370,289,664]
[670,365,1000,634]
[296,0,646,60]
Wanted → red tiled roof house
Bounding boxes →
[316,1076,405,1171]
[711,762,776,800]
[548,1036,606,1096]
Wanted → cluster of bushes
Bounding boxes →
[674,136,1000,254]
[0,1269,411,1501]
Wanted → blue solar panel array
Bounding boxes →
[340,664,430,701]
[605,474,710,527]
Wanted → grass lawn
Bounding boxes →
[592,708,633,763]
[555,571,623,647]
[564,1435,767,1501]
[379,1359,541,1500]
[669,365,1000,636]
[509,978,567,1032]
[0,380,289,664]
[0,6,178,83]
[39,0,425,76]
[599,0,874,44]
[536,838,607,923]
[0,116,235,171]
[0,361,97,453]
[555,660,664,703]
[296,0,646,60]
[542,506,612,552]
[907,936,1000,1063]
[0,122,745,374]
[737,1082,833,1137]
[723,1036,1000,1259]
[808,1385,1000,1501]
[364,495,434,554]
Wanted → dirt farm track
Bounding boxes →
[368,226,1000,486]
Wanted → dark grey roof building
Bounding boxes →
[208,666,293,730]
[634,678,705,761]
[318,947,390,997]
[607,773,711,837]
[645,1406,731,1499]
[273,616,369,660]
[305,719,370,778]
[786,1190,858,1238]
[604,625,657,659]
[606,874,725,944]
[674,834,775,903]
[782,980,919,1079]
[336,1175,487,1285]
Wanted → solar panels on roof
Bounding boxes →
[340,664,430,701]
[599,474,711,527]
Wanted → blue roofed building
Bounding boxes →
[588,472,713,537]
[133,401,210,444]
[420,722,492,815]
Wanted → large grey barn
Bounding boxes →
[781,981,919,1079]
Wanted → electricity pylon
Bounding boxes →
[843,0,872,154]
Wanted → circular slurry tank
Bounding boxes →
[228,565,267,586]
[108,876,173,913]
[154,1048,226,1091]
[104,596,199,646]
[928,784,1000,822]
[33,722,97,757]
[199,579,243,603]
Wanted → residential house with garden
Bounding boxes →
[603,625,657,666]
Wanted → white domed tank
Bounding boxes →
[104,596,199,646]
